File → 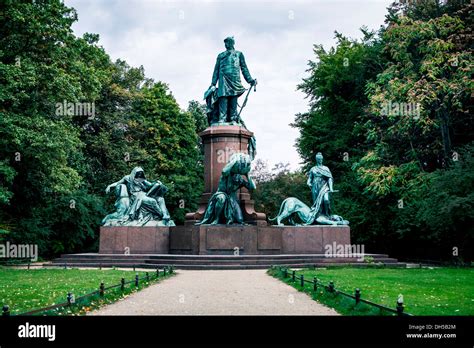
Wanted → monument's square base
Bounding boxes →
[99,226,170,254]
[99,225,350,255]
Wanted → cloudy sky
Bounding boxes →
[66,0,392,170]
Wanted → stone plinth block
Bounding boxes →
[280,225,350,254]
[169,224,350,255]
[99,226,170,254]
[169,225,200,255]
[99,225,350,255]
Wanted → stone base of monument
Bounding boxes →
[52,225,406,269]
[97,224,350,255]
[99,226,169,254]
[169,225,350,255]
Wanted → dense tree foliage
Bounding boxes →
[0,0,203,256]
[128,84,204,223]
[252,160,309,219]
[265,0,473,261]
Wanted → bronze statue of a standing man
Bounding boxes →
[209,36,257,123]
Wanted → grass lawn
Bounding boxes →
[0,267,173,315]
[269,267,474,316]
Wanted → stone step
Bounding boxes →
[59,253,390,260]
[52,257,399,265]
[44,262,407,270]
[51,252,402,270]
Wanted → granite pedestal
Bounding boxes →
[99,224,351,255]
[99,226,169,254]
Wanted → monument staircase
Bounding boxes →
[49,253,405,270]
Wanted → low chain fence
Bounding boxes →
[1,265,174,316]
[273,266,413,316]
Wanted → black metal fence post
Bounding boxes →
[284,268,288,278]
[146,272,150,282]
[292,270,295,282]
[355,288,361,304]
[121,278,125,291]
[163,267,167,276]
[67,292,73,306]
[300,274,304,287]
[99,282,105,297]
[313,277,318,291]
[397,295,404,316]
[135,274,139,287]
[2,305,10,316]
[329,281,335,293]
[156,268,160,278]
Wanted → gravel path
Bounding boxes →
[90,270,339,315]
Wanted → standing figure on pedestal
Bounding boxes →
[204,36,257,125]
[198,153,256,225]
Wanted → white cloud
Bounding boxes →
[67,0,391,170]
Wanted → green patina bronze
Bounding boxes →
[204,37,258,159]
[270,153,349,226]
[308,152,334,215]
[102,167,175,227]
[204,36,257,125]
[198,153,256,225]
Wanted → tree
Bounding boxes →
[364,6,472,172]
[294,30,385,175]
[292,0,473,259]
[0,0,107,256]
[130,83,204,224]
[253,165,308,221]
[187,100,208,134]
[0,0,204,255]
[292,30,388,249]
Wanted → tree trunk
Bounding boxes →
[438,108,451,167]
